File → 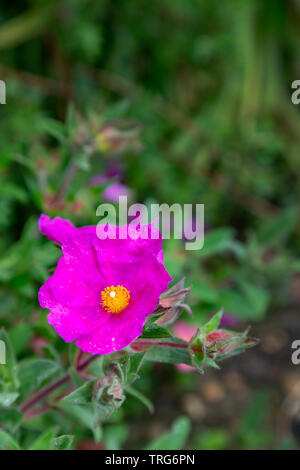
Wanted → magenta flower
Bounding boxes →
[101,182,132,203]
[38,215,171,354]
[87,167,132,203]
[220,312,240,328]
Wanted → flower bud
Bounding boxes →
[156,279,191,326]
[188,310,259,372]
[93,373,124,407]
[95,123,141,154]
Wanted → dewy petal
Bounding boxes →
[75,303,146,354]
[39,257,99,308]
[48,306,100,342]
[75,273,169,354]
[91,235,171,294]
[39,281,101,342]
[74,249,171,354]
[38,216,172,354]
[62,234,105,288]
[39,214,77,244]
[39,213,98,244]
[39,214,163,262]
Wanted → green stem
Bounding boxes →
[19,340,187,416]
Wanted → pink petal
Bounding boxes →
[75,303,146,354]
[39,214,77,244]
[62,234,105,288]
[38,217,172,354]
[39,257,99,308]
[48,306,99,342]
[75,254,171,354]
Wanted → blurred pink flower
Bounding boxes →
[101,182,133,203]
[173,321,197,372]
[87,168,133,203]
[220,313,240,328]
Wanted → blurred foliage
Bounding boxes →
[0,0,299,450]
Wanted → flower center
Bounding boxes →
[101,285,130,314]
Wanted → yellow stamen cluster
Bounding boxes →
[101,285,130,314]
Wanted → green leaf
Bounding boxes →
[126,352,145,384]
[18,359,60,396]
[51,435,74,450]
[141,323,171,339]
[191,281,219,303]
[0,392,19,407]
[39,118,66,143]
[0,6,52,50]
[0,329,19,391]
[144,339,192,366]
[276,438,297,450]
[290,260,300,273]
[63,380,95,406]
[240,391,270,436]
[199,228,243,258]
[257,207,298,247]
[219,282,269,320]
[187,333,205,372]
[9,323,32,357]
[125,385,154,413]
[0,407,23,433]
[146,416,191,450]
[103,424,128,451]
[194,428,229,450]
[238,391,272,449]
[59,403,102,441]
[28,428,57,450]
[74,153,90,171]
[0,429,21,450]
[201,356,220,370]
[238,280,269,319]
[0,182,28,203]
[200,309,223,336]
[66,104,77,140]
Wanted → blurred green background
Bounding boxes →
[0,0,300,450]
